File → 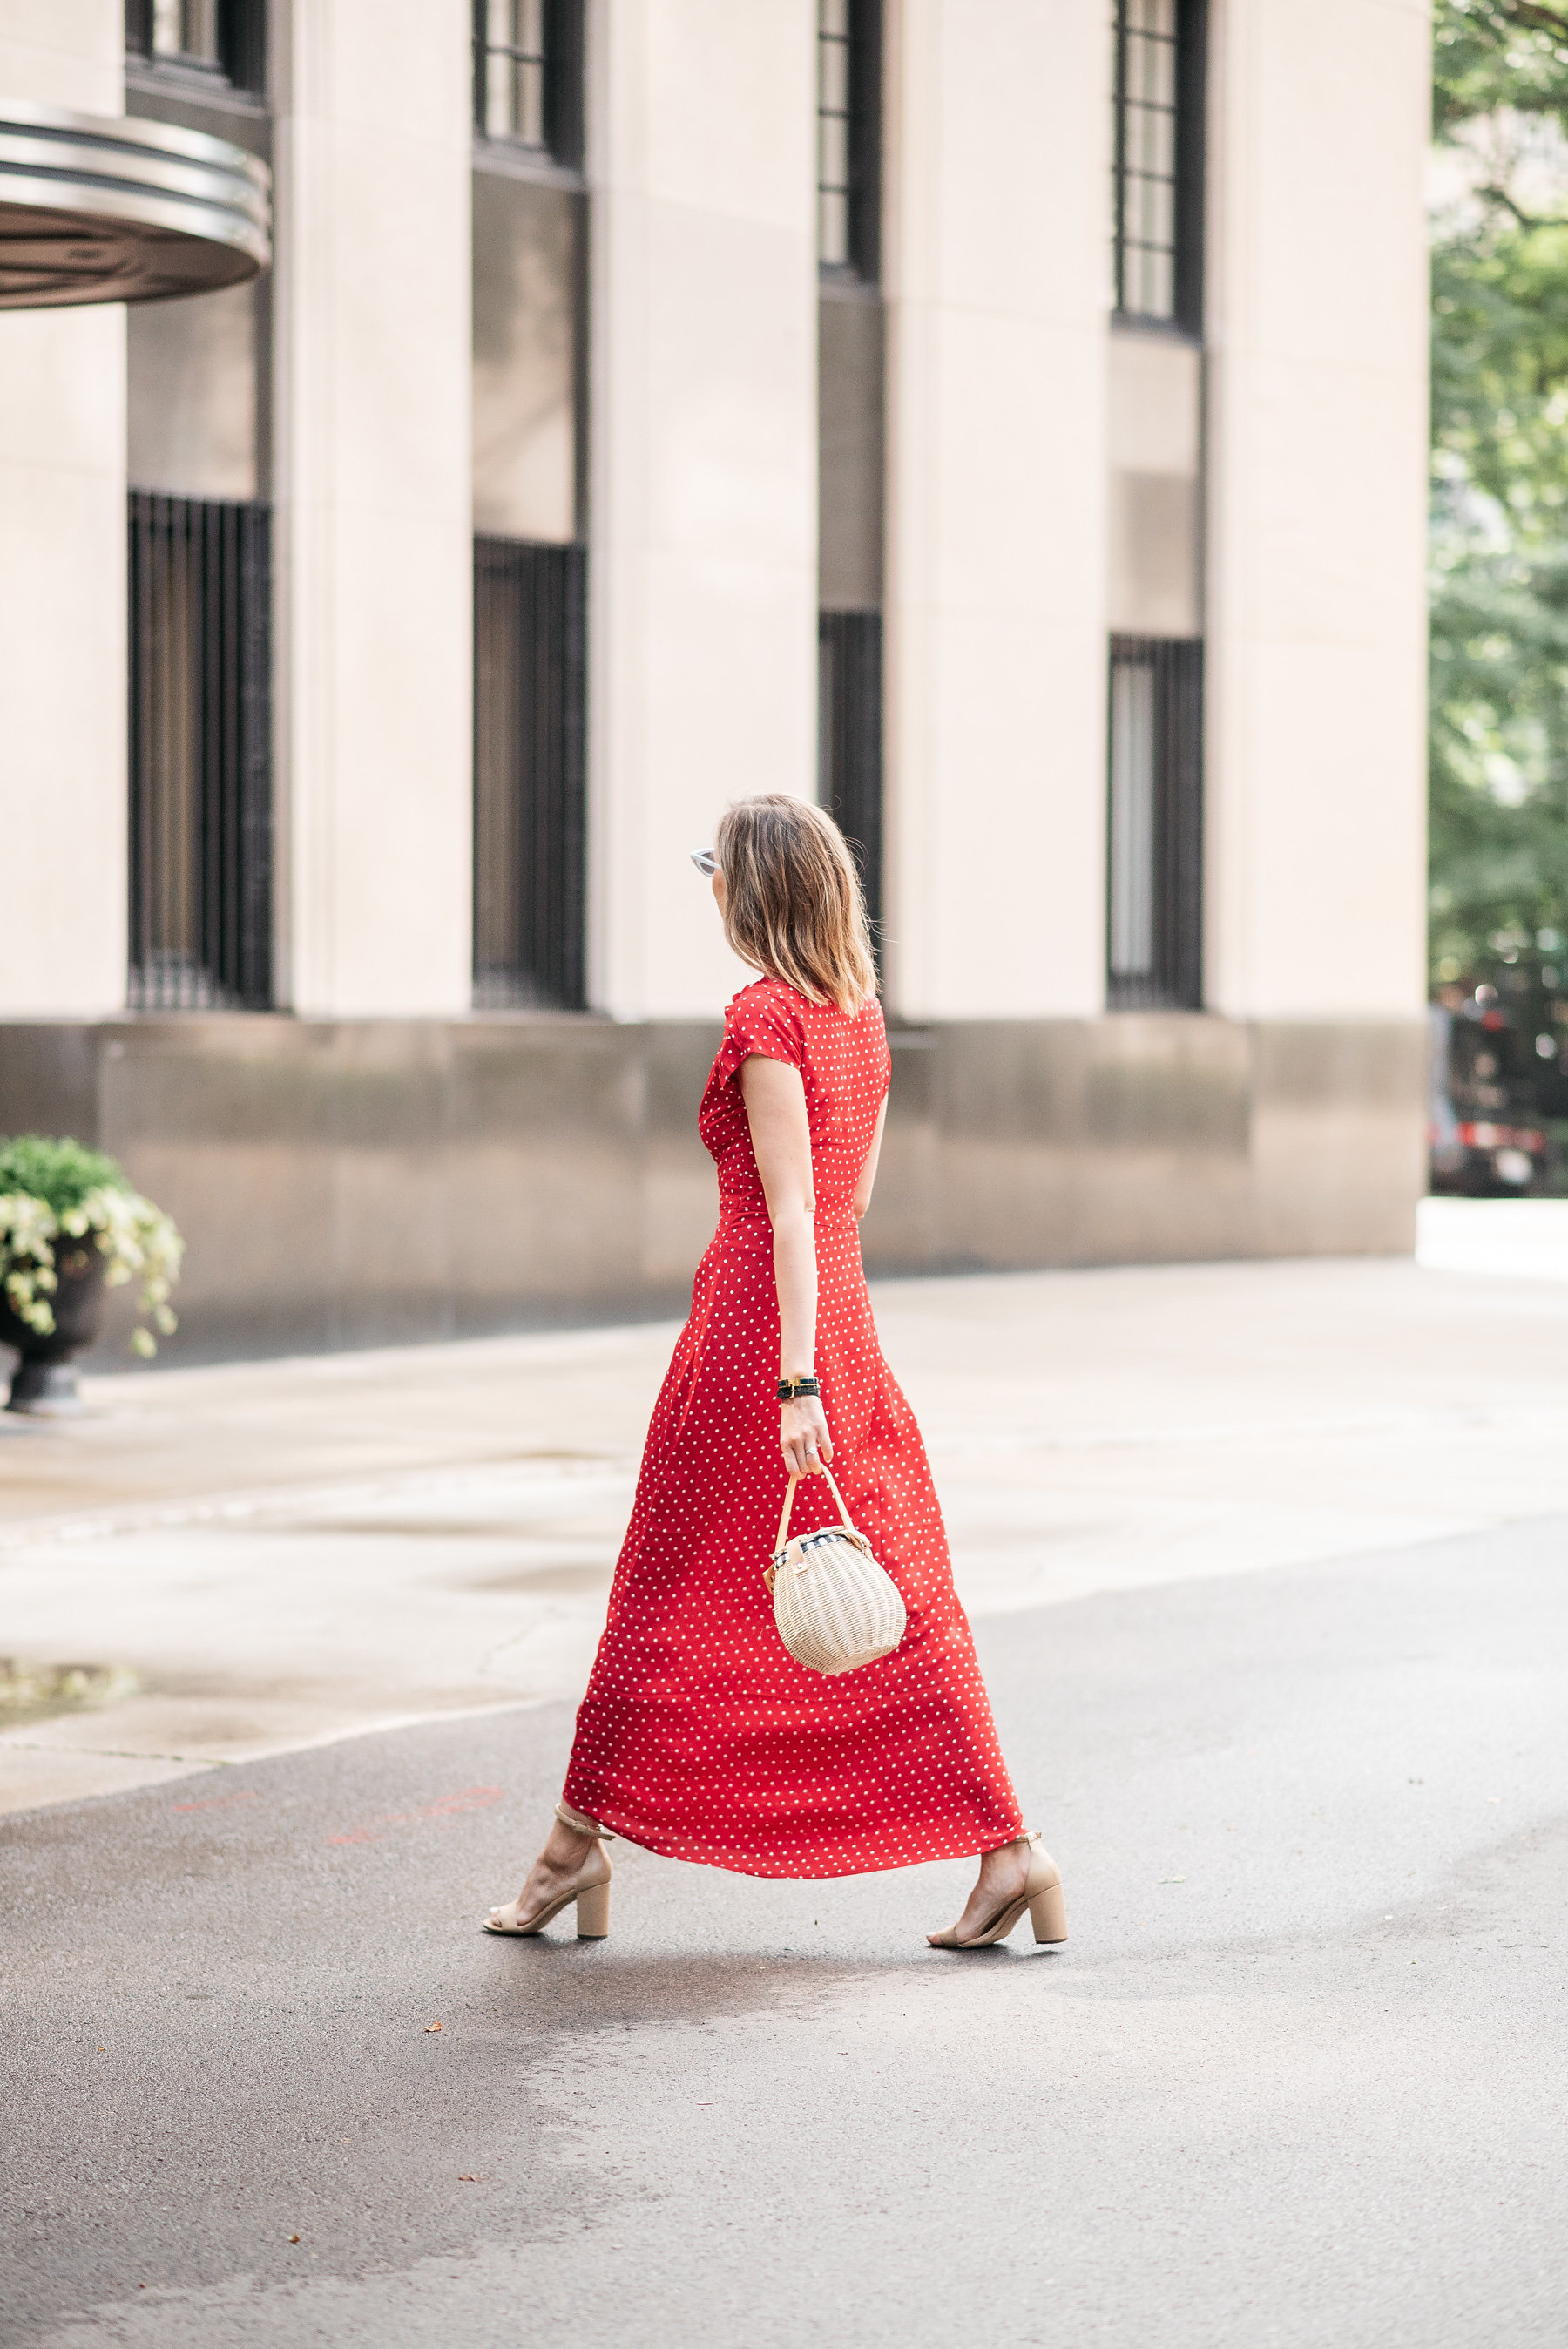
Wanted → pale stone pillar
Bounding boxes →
[272,1,474,1017]
[1205,0,1429,1020]
[0,3,126,1017]
[585,0,818,1020]
[882,0,1110,1021]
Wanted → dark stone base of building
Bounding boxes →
[0,1012,1427,1364]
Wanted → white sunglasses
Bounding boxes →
[690,849,718,877]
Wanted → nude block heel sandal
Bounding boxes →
[481,1802,614,1939]
[929,1831,1067,1950]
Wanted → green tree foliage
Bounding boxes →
[1435,0,1568,132]
[1430,0,1568,978]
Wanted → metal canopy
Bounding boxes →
[0,100,270,308]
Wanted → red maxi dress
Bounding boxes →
[563,976,1023,1878]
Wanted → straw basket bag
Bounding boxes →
[764,1464,907,1675]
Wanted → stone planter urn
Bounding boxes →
[0,1233,108,1416]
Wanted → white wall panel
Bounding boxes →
[1107,333,1201,637]
[586,0,817,1020]
[273,0,473,1017]
[0,1,125,1016]
[0,1,119,109]
[883,0,1109,1020]
[1206,0,1429,1019]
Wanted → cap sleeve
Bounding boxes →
[712,982,805,1089]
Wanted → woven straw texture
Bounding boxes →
[772,1530,908,1675]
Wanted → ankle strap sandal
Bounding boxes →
[555,1800,615,1840]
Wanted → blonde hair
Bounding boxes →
[714,794,878,1013]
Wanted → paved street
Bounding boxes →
[3,1204,1568,2343]
[4,1518,1565,2347]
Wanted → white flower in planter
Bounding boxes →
[0,1139,184,1359]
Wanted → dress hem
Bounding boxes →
[560,1791,1026,1880]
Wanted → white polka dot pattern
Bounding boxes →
[563,976,1024,1879]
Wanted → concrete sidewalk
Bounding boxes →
[7,1209,1568,1814]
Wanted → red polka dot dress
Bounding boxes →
[562,976,1024,1878]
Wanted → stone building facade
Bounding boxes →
[0,1,1430,1354]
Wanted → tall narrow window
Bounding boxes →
[474,538,587,1010]
[154,0,219,63]
[474,0,585,169]
[128,493,273,1010]
[819,613,883,958]
[1110,0,1206,330]
[1107,637,1202,1009]
[818,0,881,279]
[125,0,265,91]
[818,2,883,953]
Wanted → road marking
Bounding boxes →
[329,1784,504,1845]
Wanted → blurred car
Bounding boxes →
[1429,998,1546,1195]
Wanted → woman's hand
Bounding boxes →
[781,1393,832,1477]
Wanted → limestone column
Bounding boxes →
[0,3,126,1016]
[585,0,819,1020]
[272,1,473,1017]
[882,0,1110,1021]
[1204,0,1429,1021]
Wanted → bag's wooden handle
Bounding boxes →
[774,1459,858,1558]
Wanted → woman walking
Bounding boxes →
[483,794,1064,1952]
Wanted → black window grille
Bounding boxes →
[818,0,881,280]
[125,0,266,93]
[1106,635,1202,1010]
[474,537,587,1010]
[128,492,273,1011]
[473,0,585,169]
[1110,0,1206,330]
[818,612,883,957]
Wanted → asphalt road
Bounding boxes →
[4,1520,1566,2349]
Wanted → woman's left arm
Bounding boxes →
[740,1055,833,1477]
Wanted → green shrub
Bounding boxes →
[0,1134,131,1217]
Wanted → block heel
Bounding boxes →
[574,1879,610,1938]
[1029,1879,1067,1944]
